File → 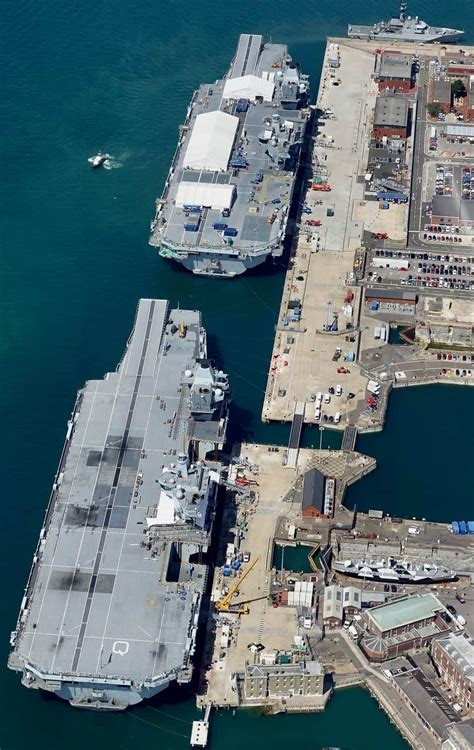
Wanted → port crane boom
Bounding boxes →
[215,557,260,615]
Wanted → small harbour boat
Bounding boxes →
[87,152,109,168]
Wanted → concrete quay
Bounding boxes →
[262,37,474,435]
[196,441,474,748]
[263,40,378,428]
[198,442,374,711]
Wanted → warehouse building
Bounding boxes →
[442,719,474,749]
[364,287,416,315]
[364,593,445,638]
[322,584,362,628]
[373,95,410,139]
[431,194,474,230]
[360,593,451,662]
[374,52,414,92]
[244,660,324,700]
[392,666,460,744]
[301,467,335,519]
[431,632,474,713]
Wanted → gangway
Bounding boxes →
[287,401,305,468]
[341,425,357,452]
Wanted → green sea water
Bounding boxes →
[1,0,472,747]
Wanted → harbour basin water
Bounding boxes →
[1,0,472,747]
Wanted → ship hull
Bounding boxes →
[347,27,463,43]
[160,248,272,277]
[25,673,172,711]
[334,567,456,584]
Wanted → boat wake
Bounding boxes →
[103,157,123,170]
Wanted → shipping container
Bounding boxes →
[467,521,474,534]
[223,227,238,237]
[184,219,200,232]
[451,521,460,534]
[212,221,228,231]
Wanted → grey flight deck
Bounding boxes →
[149,34,310,277]
[9,299,227,709]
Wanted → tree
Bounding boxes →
[427,102,443,118]
[451,79,466,98]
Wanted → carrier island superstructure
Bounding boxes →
[8,299,230,710]
[149,33,310,277]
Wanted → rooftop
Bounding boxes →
[302,467,325,512]
[392,667,459,740]
[365,287,416,302]
[374,95,409,129]
[366,593,443,633]
[434,632,474,684]
[375,52,413,81]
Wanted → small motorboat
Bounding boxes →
[88,152,109,168]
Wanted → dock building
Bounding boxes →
[392,665,460,744]
[301,468,335,519]
[360,593,451,662]
[373,95,410,140]
[442,720,474,749]
[431,632,474,714]
[322,584,361,628]
[374,52,414,92]
[364,287,417,314]
[244,660,323,700]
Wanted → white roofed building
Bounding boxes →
[176,182,235,211]
[223,74,275,102]
[183,111,239,172]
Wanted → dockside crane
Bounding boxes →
[214,556,260,615]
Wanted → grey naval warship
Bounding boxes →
[8,299,230,710]
[149,33,310,277]
[348,2,464,44]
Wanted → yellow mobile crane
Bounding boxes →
[215,556,260,615]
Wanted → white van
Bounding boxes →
[316,392,323,405]
[348,625,359,640]
[324,393,331,404]
[408,526,420,535]
[335,384,342,396]
[457,615,466,627]
[334,412,341,424]
[315,407,321,421]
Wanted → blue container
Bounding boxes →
[223,227,238,237]
[458,521,468,534]
[222,566,232,576]
[370,301,379,311]
[213,222,227,231]
[451,521,460,534]
[183,204,201,212]
[467,521,474,534]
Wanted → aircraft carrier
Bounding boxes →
[8,299,230,710]
[348,2,464,43]
[149,33,310,277]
